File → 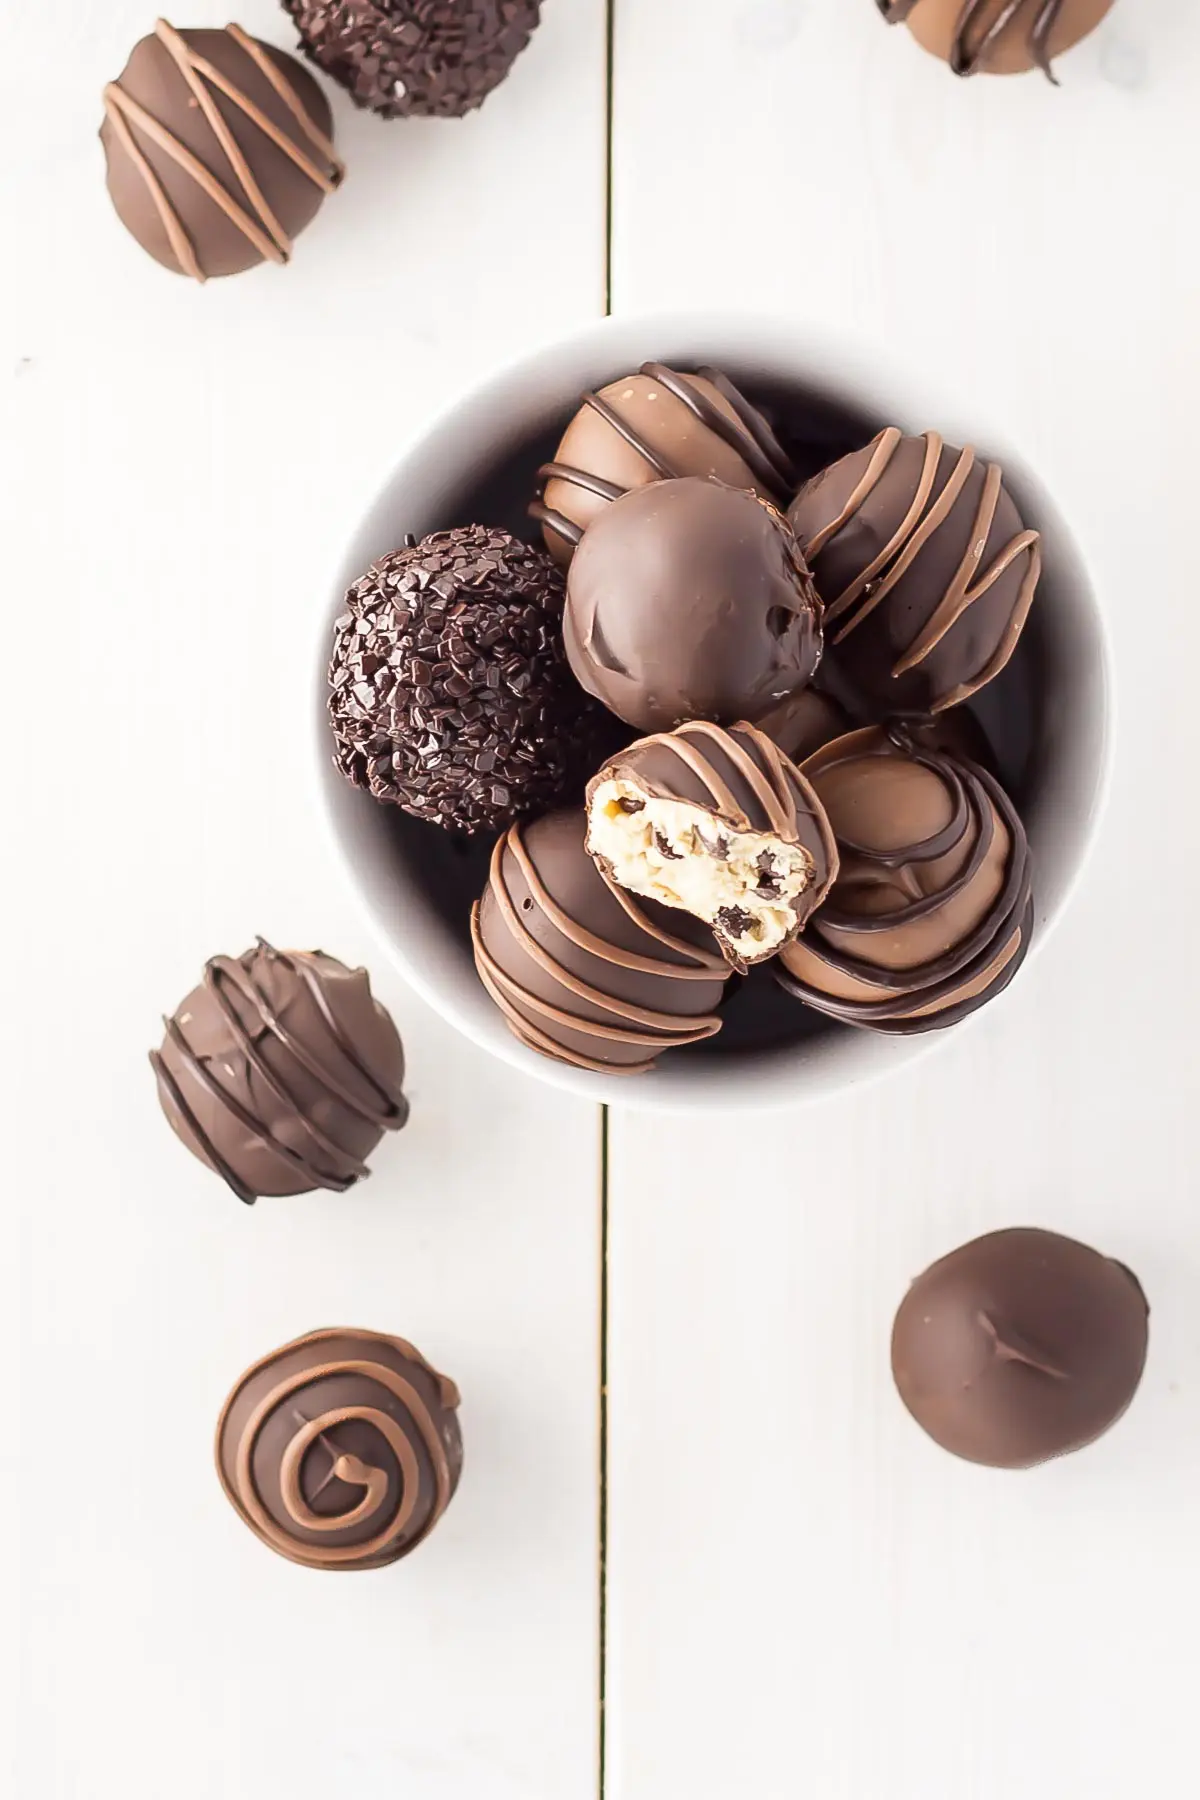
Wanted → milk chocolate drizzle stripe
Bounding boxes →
[103,19,343,283]
[253,943,407,1124]
[877,0,1067,80]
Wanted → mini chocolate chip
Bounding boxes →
[617,796,645,814]
[654,830,684,860]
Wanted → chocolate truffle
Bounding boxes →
[283,0,541,118]
[101,20,342,281]
[216,1328,462,1568]
[775,727,1032,1032]
[788,428,1041,717]
[587,721,837,969]
[471,808,732,1074]
[757,687,849,765]
[877,0,1114,82]
[565,478,823,734]
[151,940,408,1203]
[329,526,602,836]
[892,1229,1148,1468]
[532,363,795,564]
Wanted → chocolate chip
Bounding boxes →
[715,906,756,937]
[617,796,645,814]
[654,830,684,861]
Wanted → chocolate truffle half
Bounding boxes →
[877,0,1114,82]
[151,941,408,1203]
[892,1229,1148,1468]
[789,428,1041,717]
[216,1328,462,1568]
[566,478,823,734]
[101,20,342,280]
[329,526,603,836]
[283,0,542,118]
[472,808,732,1074]
[532,362,796,564]
[775,727,1032,1032]
[587,721,838,969]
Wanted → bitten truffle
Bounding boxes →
[587,720,837,968]
[877,0,1114,82]
[891,1228,1149,1468]
[151,941,408,1203]
[328,526,603,836]
[100,19,342,280]
[775,727,1032,1032]
[788,428,1040,716]
[532,362,795,563]
[282,0,542,117]
[472,808,732,1073]
[216,1328,462,1568]
[566,478,823,733]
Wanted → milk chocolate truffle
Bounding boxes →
[151,941,408,1203]
[216,1328,462,1568]
[892,1229,1148,1468]
[283,0,541,118]
[587,721,837,969]
[877,0,1114,82]
[101,20,342,281]
[566,479,823,735]
[789,428,1041,717]
[775,728,1032,1032]
[329,526,603,836]
[532,363,796,564]
[472,808,732,1074]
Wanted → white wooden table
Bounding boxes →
[3,3,1199,1797]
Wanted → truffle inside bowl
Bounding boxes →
[314,314,1109,1112]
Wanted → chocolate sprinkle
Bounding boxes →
[282,0,542,119]
[328,525,602,836]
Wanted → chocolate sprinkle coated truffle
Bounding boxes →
[151,941,408,1203]
[329,526,601,836]
[283,0,541,118]
[216,1327,462,1569]
[891,1229,1148,1468]
[877,0,1113,83]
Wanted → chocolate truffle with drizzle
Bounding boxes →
[877,0,1114,82]
[151,941,408,1203]
[587,721,838,969]
[101,19,342,280]
[532,362,796,564]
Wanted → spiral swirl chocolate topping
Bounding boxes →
[216,1329,462,1571]
[877,0,1100,83]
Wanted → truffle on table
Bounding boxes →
[891,1228,1149,1468]
[587,721,838,969]
[100,19,342,280]
[216,1328,462,1568]
[151,940,408,1203]
[532,362,795,564]
[876,0,1114,81]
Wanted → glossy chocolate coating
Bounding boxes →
[533,363,795,564]
[151,941,408,1203]
[775,727,1032,1033]
[216,1328,462,1569]
[892,1229,1148,1468]
[788,429,1040,716]
[757,687,849,764]
[471,808,731,1074]
[101,21,341,280]
[566,478,823,734]
[878,0,1113,81]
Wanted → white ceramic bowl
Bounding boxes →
[314,313,1111,1112]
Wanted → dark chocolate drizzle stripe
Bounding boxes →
[102,19,343,283]
[804,428,1041,713]
[877,0,1068,82]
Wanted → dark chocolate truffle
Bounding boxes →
[328,526,602,836]
[586,720,837,969]
[151,940,408,1204]
[216,1328,462,1568]
[877,0,1114,81]
[100,19,342,280]
[892,1229,1148,1468]
[565,478,823,734]
[283,0,541,118]
[775,727,1032,1032]
[788,428,1040,717]
[471,808,732,1074]
[532,363,795,564]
